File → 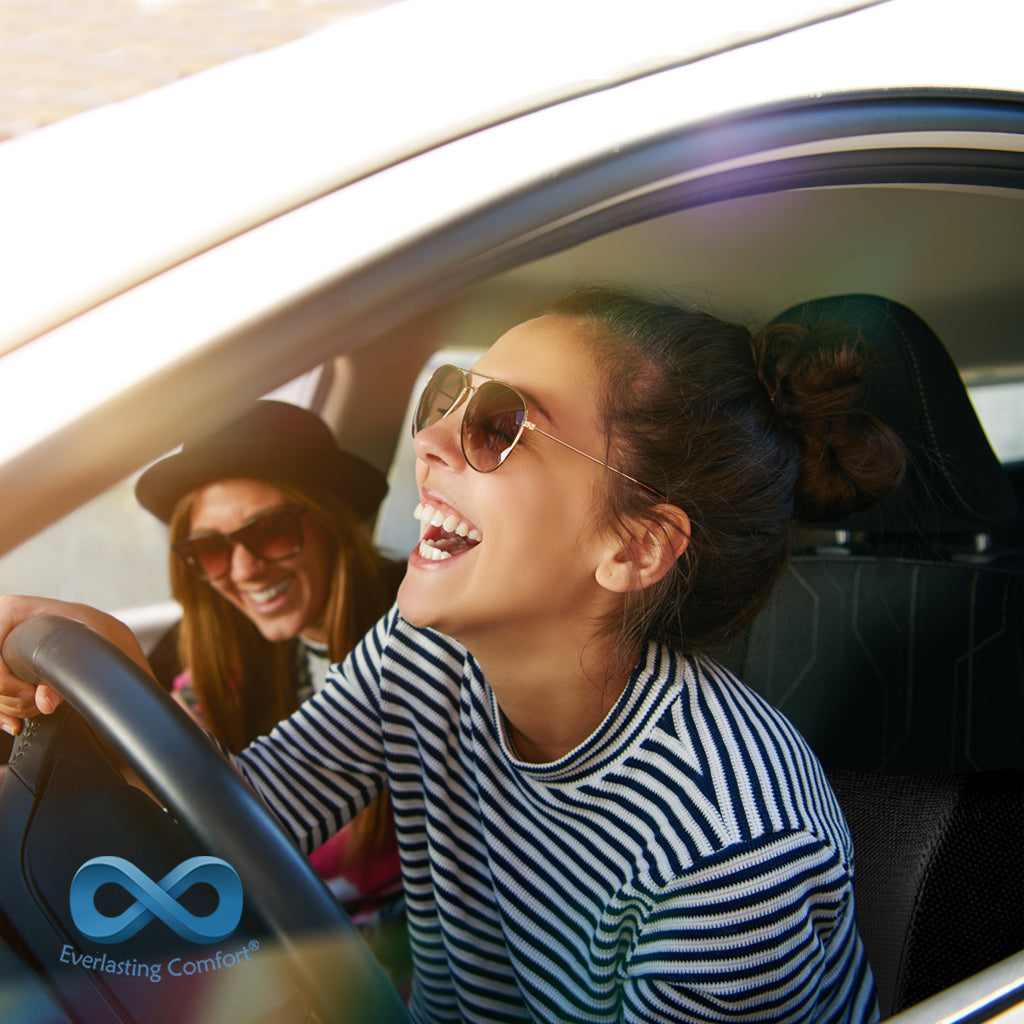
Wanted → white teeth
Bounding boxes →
[250,579,290,603]
[412,501,481,542]
[418,540,452,561]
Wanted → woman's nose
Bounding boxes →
[412,409,465,471]
[228,541,265,580]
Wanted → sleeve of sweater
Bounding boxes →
[615,828,875,1024]
[230,609,397,853]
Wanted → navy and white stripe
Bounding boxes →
[236,607,878,1023]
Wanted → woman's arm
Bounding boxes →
[617,830,872,1024]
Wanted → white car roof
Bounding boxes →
[0,0,884,351]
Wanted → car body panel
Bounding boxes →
[0,0,882,353]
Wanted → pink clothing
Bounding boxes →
[171,670,403,925]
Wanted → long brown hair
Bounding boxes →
[169,477,401,864]
[548,287,907,657]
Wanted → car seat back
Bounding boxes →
[719,294,1023,773]
[827,767,1024,1017]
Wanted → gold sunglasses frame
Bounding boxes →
[415,365,666,499]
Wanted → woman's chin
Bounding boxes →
[250,612,306,644]
[396,576,447,633]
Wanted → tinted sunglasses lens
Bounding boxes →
[175,508,303,579]
[414,364,466,434]
[236,508,304,561]
[462,381,527,472]
[176,536,231,579]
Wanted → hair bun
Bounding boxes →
[754,324,906,522]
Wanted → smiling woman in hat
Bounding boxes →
[135,399,410,992]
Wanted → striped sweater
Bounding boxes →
[235,607,878,1023]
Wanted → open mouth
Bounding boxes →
[413,501,482,561]
[247,578,292,606]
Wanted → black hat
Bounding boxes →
[135,400,388,523]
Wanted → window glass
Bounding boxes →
[968,381,1024,463]
[0,475,171,615]
[0,371,325,618]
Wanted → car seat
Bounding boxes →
[719,293,1023,774]
[720,293,1024,1017]
[826,766,1023,1017]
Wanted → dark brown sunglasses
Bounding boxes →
[173,504,304,580]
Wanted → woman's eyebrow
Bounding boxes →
[468,366,554,423]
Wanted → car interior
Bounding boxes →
[2,153,1024,1020]
[368,288,1024,1020]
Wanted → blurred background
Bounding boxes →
[1,0,397,140]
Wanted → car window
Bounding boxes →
[3,369,1018,621]
[968,379,1024,462]
[0,370,326,618]
[0,473,171,615]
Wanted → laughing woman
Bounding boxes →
[0,287,904,1023]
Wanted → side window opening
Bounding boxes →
[967,378,1024,463]
[0,369,329,646]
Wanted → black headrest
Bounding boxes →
[770,294,1017,535]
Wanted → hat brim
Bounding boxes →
[135,404,388,524]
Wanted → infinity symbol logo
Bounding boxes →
[70,856,243,944]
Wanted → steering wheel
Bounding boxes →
[2,614,409,1024]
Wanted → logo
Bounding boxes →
[70,856,243,945]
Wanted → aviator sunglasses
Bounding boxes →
[173,504,305,580]
[413,364,666,498]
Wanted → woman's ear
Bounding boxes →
[596,504,690,594]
